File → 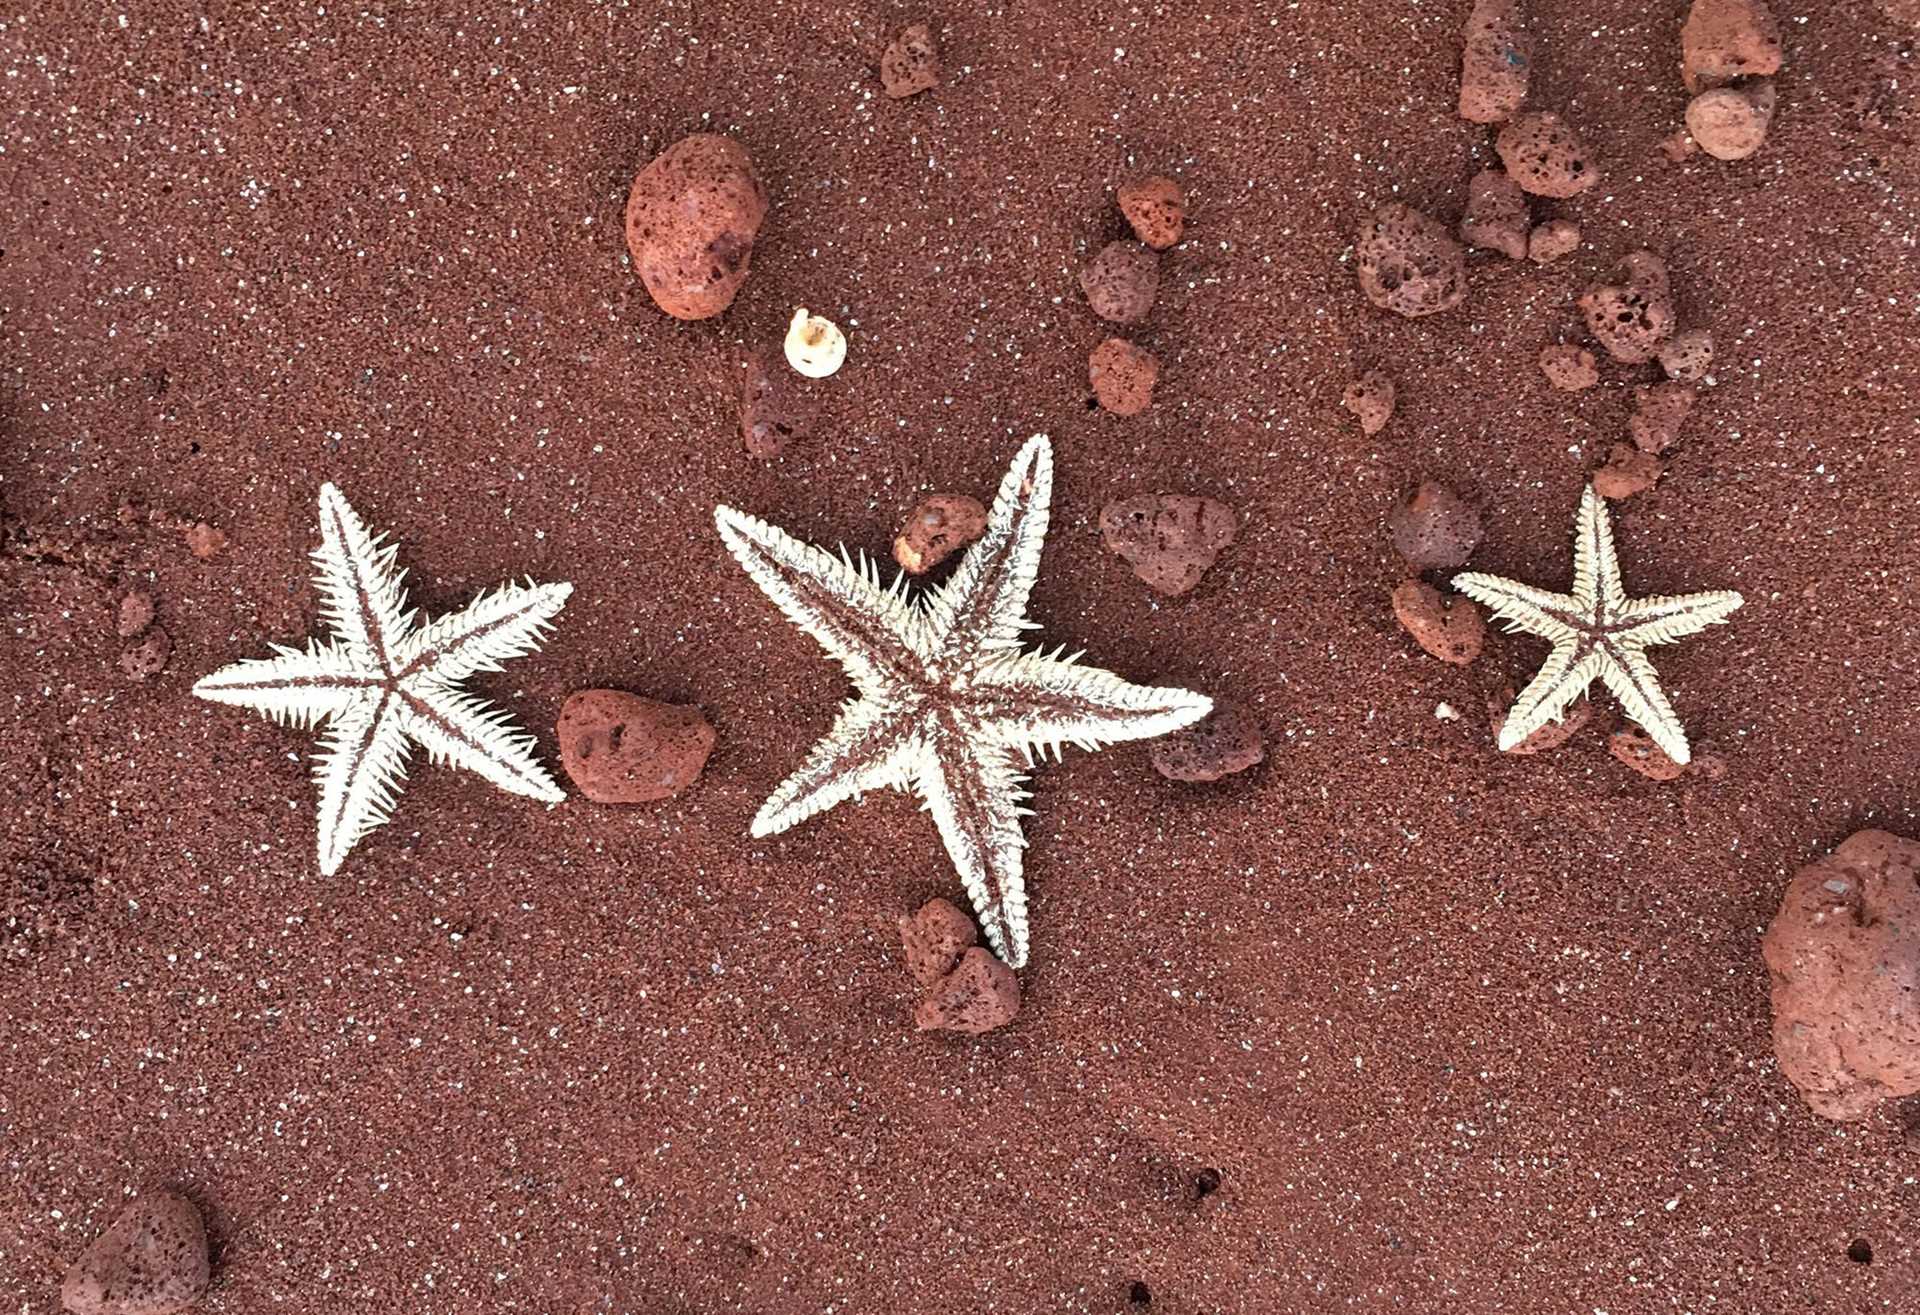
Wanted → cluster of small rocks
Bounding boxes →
[1678,0,1783,161]
[557,690,716,804]
[898,898,1021,1034]
[1081,173,1187,415]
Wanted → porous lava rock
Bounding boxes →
[1686,80,1776,160]
[1527,219,1580,264]
[893,494,987,575]
[117,591,155,639]
[183,523,226,560]
[880,23,941,98]
[1459,0,1532,123]
[623,134,769,320]
[1539,344,1599,391]
[558,690,715,804]
[1762,830,1920,1120]
[915,947,1022,1034]
[118,628,172,680]
[1458,168,1530,259]
[1391,581,1486,665]
[1609,726,1688,781]
[61,1190,210,1315]
[1355,204,1467,318]
[1489,686,1593,753]
[1629,382,1698,454]
[1495,111,1598,198]
[739,352,815,457]
[1099,495,1238,596]
[1681,0,1783,93]
[1149,701,1266,782]
[1079,240,1159,324]
[1387,481,1483,571]
[1578,250,1677,364]
[1341,370,1395,435]
[1593,444,1664,500]
[1117,174,1187,250]
[898,898,977,987]
[1088,338,1159,416]
[1659,328,1715,382]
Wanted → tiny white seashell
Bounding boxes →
[784,307,846,378]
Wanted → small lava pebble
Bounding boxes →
[739,352,816,457]
[1355,204,1468,318]
[1341,370,1396,435]
[893,494,988,575]
[623,133,769,320]
[116,591,155,639]
[117,627,172,680]
[61,1189,210,1315]
[1150,702,1266,782]
[182,522,226,560]
[1387,481,1484,571]
[1593,443,1665,500]
[1609,726,1689,780]
[1117,174,1187,250]
[1087,337,1160,416]
[1527,219,1581,264]
[1458,168,1530,260]
[898,898,978,987]
[1079,240,1160,324]
[1578,250,1678,364]
[1681,0,1784,93]
[1629,382,1699,454]
[1099,494,1238,596]
[1495,111,1598,198]
[1390,581,1486,666]
[1458,0,1532,123]
[557,690,715,804]
[915,947,1022,1034]
[1489,687,1593,753]
[1659,328,1715,382]
[879,23,941,98]
[1686,81,1776,160]
[1539,344,1600,391]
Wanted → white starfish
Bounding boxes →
[714,434,1212,968]
[194,484,572,875]
[1453,484,1742,764]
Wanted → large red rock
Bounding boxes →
[1099,495,1238,596]
[899,898,978,987]
[1578,250,1678,364]
[1341,370,1395,435]
[1458,0,1532,123]
[1087,337,1159,416]
[1390,581,1486,666]
[879,24,941,98]
[893,494,987,575]
[1149,701,1266,782]
[1681,0,1783,93]
[1495,111,1599,198]
[61,1190,210,1315]
[558,690,715,803]
[1080,241,1160,324]
[1686,81,1776,160]
[623,134,768,320]
[1117,174,1187,250]
[1387,482,1483,571]
[1629,382,1698,455]
[1355,204,1467,318]
[915,947,1022,1034]
[1458,168,1530,260]
[1762,830,1920,1120]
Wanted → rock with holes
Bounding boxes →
[1391,581,1486,665]
[1593,443,1664,500]
[1539,344,1600,391]
[1459,0,1533,123]
[1682,0,1784,93]
[558,690,715,804]
[118,628,172,681]
[880,23,941,98]
[1609,726,1689,781]
[117,592,155,639]
[893,494,987,575]
[1761,829,1920,1120]
[1528,219,1581,264]
[1387,481,1483,571]
[624,134,769,320]
[1341,370,1396,435]
[1079,241,1160,324]
[1117,174,1187,250]
[1659,328,1715,383]
[1355,204,1468,318]
[1578,250,1677,364]
[1150,701,1266,782]
[915,946,1022,1033]
[1686,80,1776,160]
[1087,337,1159,416]
[739,352,816,457]
[1495,111,1599,198]
[899,897,978,987]
[1489,686,1593,753]
[1458,169,1530,260]
[1630,382,1698,454]
[61,1190,209,1315]
[1099,494,1238,596]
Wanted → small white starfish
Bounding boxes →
[194,484,572,875]
[1453,483,1743,764]
[715,434,1212,968]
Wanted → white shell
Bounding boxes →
[784,308,847,378]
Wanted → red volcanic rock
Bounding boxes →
[1659,328,1715,382]
[558,690,715,804]
[1527,219,1580,264]
[880,23,941,98]
[1341,370,1395,435]
[739,352,816,457]
[1079,240,1159,324]
[1100,495,1238,596]
[1458,168,1530,260]
[1117,174,1187,250]
[1387,481,1483,571]
[1682,0,1783,93]
[1539,344,1599,392]
[1459,0,1532,123]
[1629,382,1698,454]
[1686,80,1776,160]
[1150,702,1265,782]
[116,591,155,639]
[893,494,987,575]
[1762,830,1920,1120]
[624,134,769,320]
[1579,250,1678,364]
[915,947,1022,1034]
[1390,581,1486,666]
[1495,111,1598,198]
[1609,726,1689,780]
[898,898,978,988]
[1593,444,1665,500]
[61,1190,210,1315]
[182,522,226,560]
[117,627,172,680]
[1087,337,1159,416]
[1489,686,1593,753]
[1355,204,1467,318]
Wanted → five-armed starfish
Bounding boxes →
[1453,483,1743,764]
[194,485,572,874]
[714,434,1212,968]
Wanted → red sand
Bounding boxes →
[4,4,1919,1311]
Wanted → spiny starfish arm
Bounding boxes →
[917,726,1032,968]
[191,639,380,728]
[396,681,566,802]
[971,650,1213,759]
[750,697,922,839]
[1451,572,1586,642]
[714,504,928,695]
[1571,484,1624,611]
[314,484,415,675]
[1598,646,1695,765]
[313,690,412,876]
[1617,589,1745,646]
[397,580,573,684]
[1497,642,1605,752]
[923,433,1053,661]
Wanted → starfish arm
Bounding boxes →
[192,639,381,728]
[970,650,1212,758]
[1571,484,1624,612]
[917,726,1032,968]
[397,681,566,803]
[922,434,1053,661]
[1597,644,1696,765]
[1497,641,1604,751]
[396,580,572,684]
[1615,589,1744,647]
[312,690,412,875]
[1451,572,1586,641]
[749,697,923,839]
[714,504,927,695]
[313,483,415,675]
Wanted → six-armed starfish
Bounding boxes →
[1453,484,1743,764]
[715,434,1212,968]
